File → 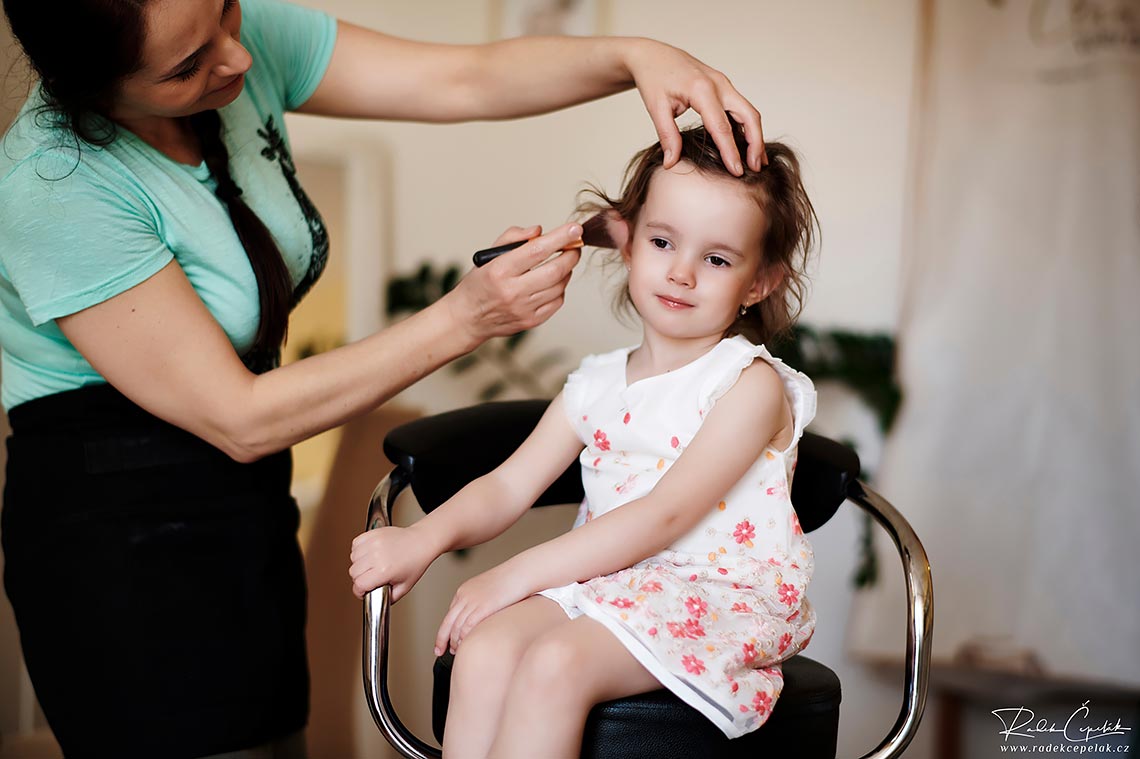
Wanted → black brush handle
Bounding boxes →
[472,239,526,267]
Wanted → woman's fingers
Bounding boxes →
[490,222,582,275]
[647,97,684,169]
[491,224,541,248]
[726,99,767,170]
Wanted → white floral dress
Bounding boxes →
[537,335,818,738]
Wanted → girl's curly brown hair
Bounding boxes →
[578,122,818,345]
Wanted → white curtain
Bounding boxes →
[849,0,1140,686]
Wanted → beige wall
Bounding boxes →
[1,17,28,130]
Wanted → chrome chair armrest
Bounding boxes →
[362,469,442,759]
[850,480,935,759]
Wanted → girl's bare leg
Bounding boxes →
[441,596,567,759]
[489,617,661,759]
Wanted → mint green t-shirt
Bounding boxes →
[0,0,338,410]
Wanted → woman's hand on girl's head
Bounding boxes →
[348,525,437,601]
[443,222,583,346]
[624,40,766,175]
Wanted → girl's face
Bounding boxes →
[623,163,773,343]
[111,0,252,124]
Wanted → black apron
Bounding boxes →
[2,383,308,758]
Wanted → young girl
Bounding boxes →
[350,123,818,757]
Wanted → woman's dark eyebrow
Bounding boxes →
[163,45,208,79]
[161,0,231,79]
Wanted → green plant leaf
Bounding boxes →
[451,355,480,374]
[479,381,507,402]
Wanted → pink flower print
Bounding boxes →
[752,691,772,716]
[593,430,611,451]
[667,619,706,639]
[592,457,602,468]
[717,567,729,575]
[791,512,804,535]
[670,435,681,449]
[767,557,783,567]
[730,679,739,694]
[778,583,799,607]
[640,581,663,593]
[731,602,752,614]
[765,481,789,498]
[647,627,658,636]
[684,596,708,618]
[778,633,793,655]
[614,474,639,495]
[733,520,756,545]
[623,412,631,424]
[741,642,758,664]
[610,597,634,609]
[681,655,706,676]
[786,610,800,622]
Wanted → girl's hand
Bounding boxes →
[434,564,529,656]
[349,525,437,601]
[625,40,766,174]
[443,223,582,346]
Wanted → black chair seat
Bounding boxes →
[431,653,840,758]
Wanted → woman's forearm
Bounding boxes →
[229,299,477,460]
[454,36,646,120]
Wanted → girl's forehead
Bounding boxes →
[641,165,765,230]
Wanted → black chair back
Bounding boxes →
[382,399,860,533]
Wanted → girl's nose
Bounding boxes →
[667,257,696,288]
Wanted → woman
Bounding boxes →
[0,0,765,756]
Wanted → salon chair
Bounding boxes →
[363,400,932,759]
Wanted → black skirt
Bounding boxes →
[2,384,309,759]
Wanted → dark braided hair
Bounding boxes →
[190,109,292,355]
[4,0,292,358]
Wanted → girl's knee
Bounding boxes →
[450,620,520,693]
[512,634,595,702]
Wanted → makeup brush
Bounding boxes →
[472,213,623,267]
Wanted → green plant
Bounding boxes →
[386,263,568,400]
[769,325,901,589]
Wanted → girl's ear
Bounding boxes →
[745,266,783,308]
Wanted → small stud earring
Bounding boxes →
[739,304,749,317]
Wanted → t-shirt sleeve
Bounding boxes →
[240,0,338,111]
[0,151,173,326]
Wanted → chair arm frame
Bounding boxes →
[362,471,933,759]
[846,480,934,759]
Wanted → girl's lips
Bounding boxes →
[656,294,693,309]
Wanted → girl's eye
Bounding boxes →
[174,60,203,81]
[650,238,671,250]
[706,255,730,268]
